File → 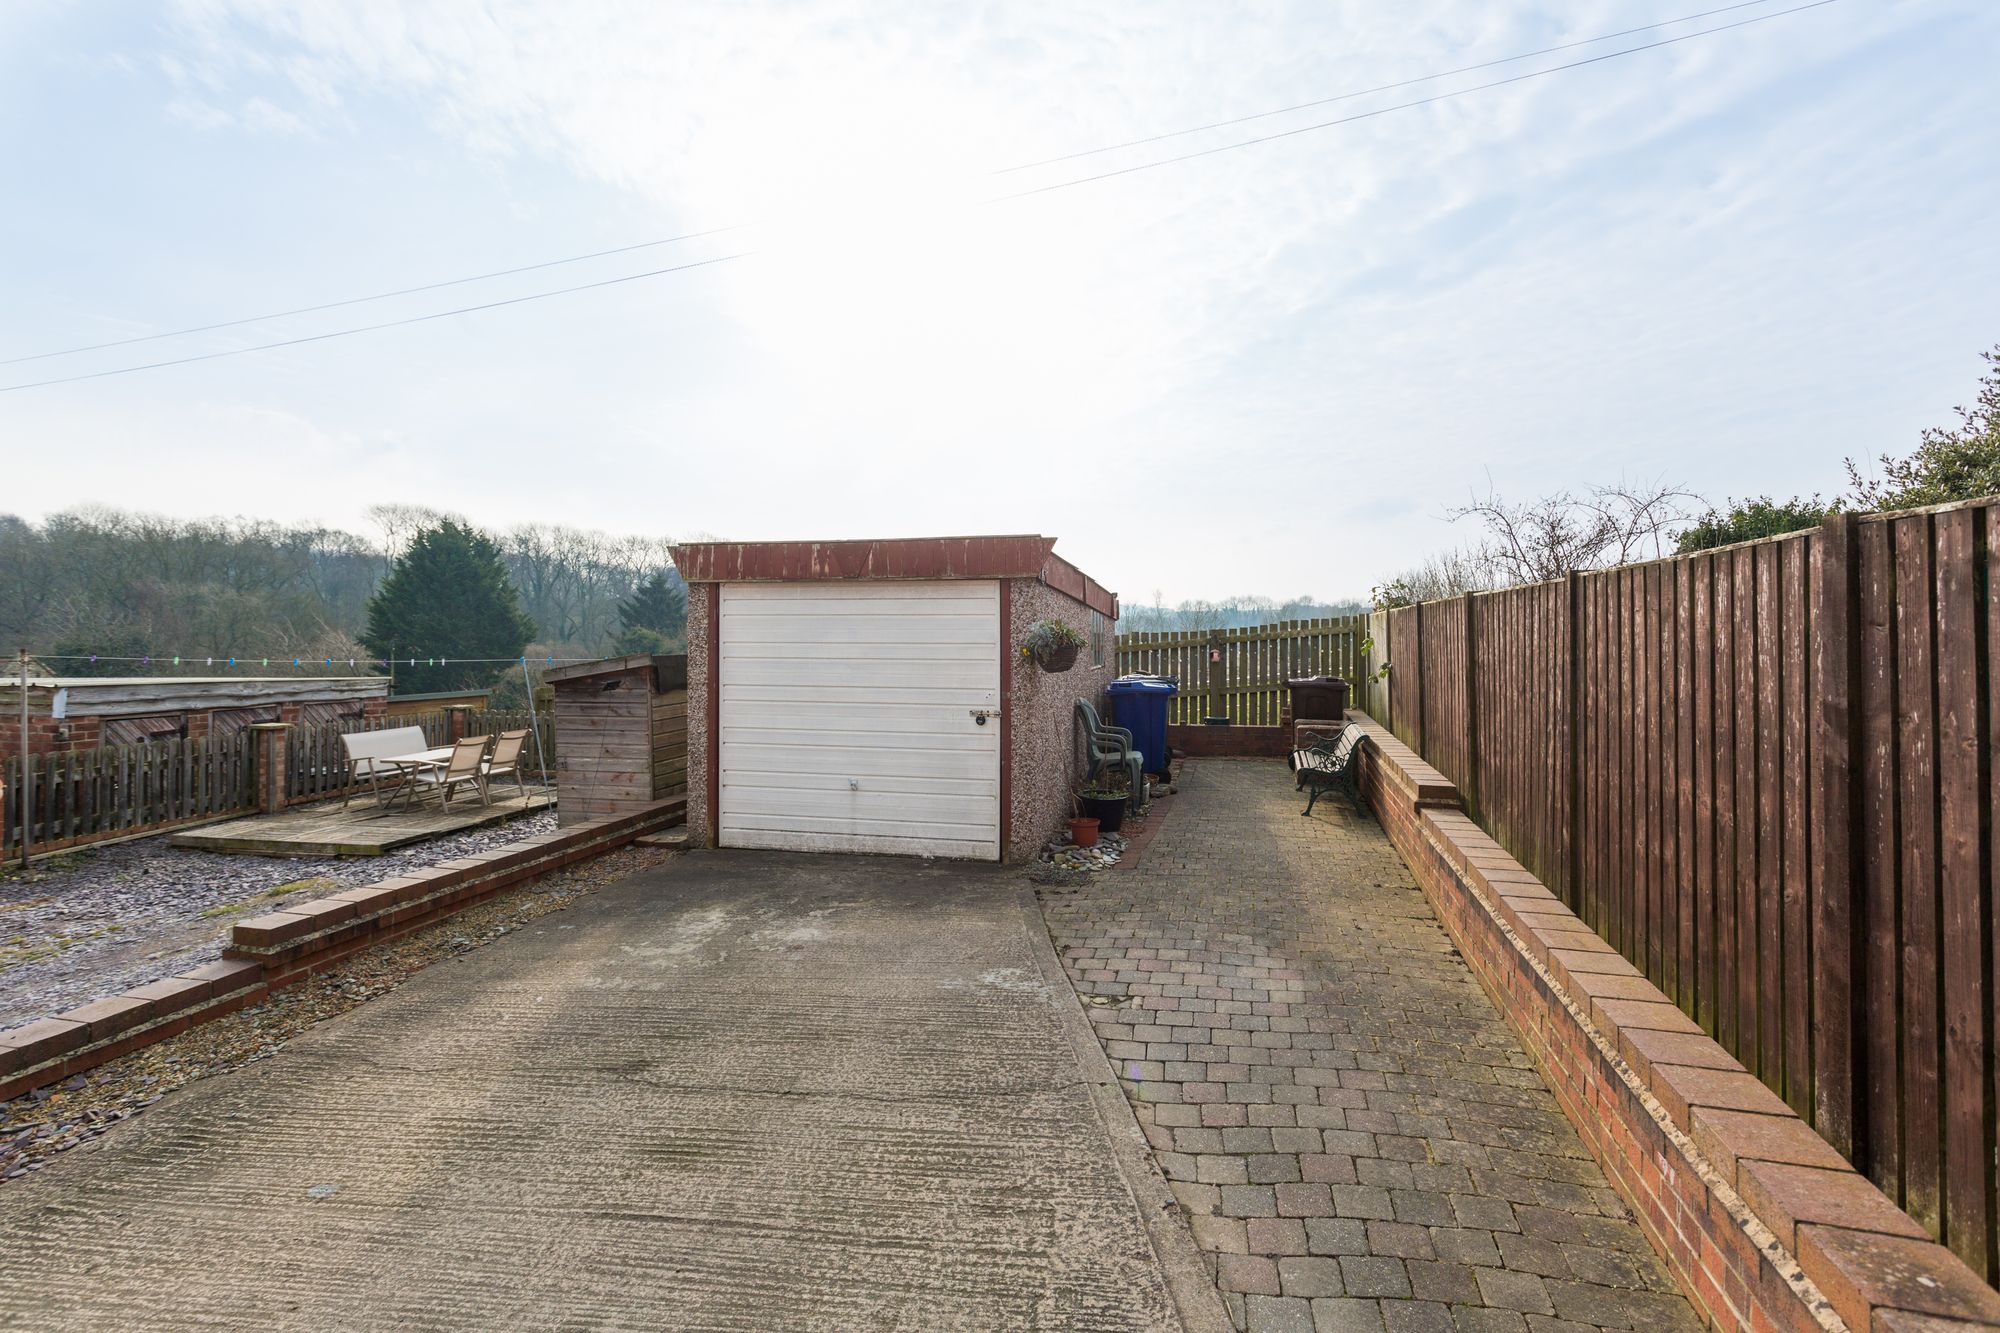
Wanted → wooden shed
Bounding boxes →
[544,654,689,826]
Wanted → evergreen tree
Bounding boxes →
[1676,496,1833,553]
[360,520,536,694]
[612,568,687,654]
[610,625,675,656]
[1848,344,2000,511]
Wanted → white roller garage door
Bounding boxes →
[718,580,1001,858]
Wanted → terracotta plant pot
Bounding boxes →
[1036,643,1080,673]
[1067,816,1100,848]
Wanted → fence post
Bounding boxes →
[1413,601,1426,753]
[249,722,291,815]
[1462,592,1479,815]
[445,705,472,742]
[1565,571,1583,911]
[1811,513,1863,1158]
[1206,631,1225,723]
[13,647,30,870]
[1369,610,1388,721]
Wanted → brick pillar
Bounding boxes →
[445,705,472,742]
[249,722,291,814]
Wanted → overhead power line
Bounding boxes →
[989,0,1839,205]
[0,0,1839,394]
[0,252,754,392]
[0,227,737,367]
[991,0,1794,175]
[2,0,1822,373]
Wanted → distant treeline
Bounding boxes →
[0,504,687,683]
[1118,595,1368,633]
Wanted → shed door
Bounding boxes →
[718,580,1001,859]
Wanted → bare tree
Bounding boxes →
[1374,546,1494,609]
[1445,479,1695,586]
[367,504,455,576]
[1172,599,1225,633]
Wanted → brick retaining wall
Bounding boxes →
[0,798,684,1103]
[1165,723,1292,759]
[1349,711,2000,1333]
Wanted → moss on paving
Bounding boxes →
[196,877,338,920]
[0,923,121,974]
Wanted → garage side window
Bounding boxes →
[1090,610,1107,668]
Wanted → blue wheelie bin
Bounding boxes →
[1105,675,1178,776]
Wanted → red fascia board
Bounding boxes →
[1040,552,1119,619]
[671,535,1118,619]
[672,536,1056,583]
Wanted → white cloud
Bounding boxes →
[3,0,1995,599]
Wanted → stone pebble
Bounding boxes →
[0,809,559,1028]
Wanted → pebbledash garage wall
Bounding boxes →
[674,536,1117,864]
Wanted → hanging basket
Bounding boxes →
[1035,643,1081,673]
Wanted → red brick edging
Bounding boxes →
[1348,712,2000,1333]
[0,798,685,1103]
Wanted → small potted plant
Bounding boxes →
[1021,618,1086,673]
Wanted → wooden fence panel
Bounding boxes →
[1385,606,1423,751]
[1367,506,2000,1284]
[1466,582,1571,899]
[1419,598,1469,791]
[1112,617,1369,729]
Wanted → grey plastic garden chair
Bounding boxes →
[1074,698,1145,810]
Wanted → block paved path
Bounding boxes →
[0,852,1182,1331]
[1040,760,1703,1333]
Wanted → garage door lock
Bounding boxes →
[970,709,1002,726]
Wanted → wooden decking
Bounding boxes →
[168,789,555,857]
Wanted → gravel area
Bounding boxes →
[0,840,674,1185]
[0,807,559,1029]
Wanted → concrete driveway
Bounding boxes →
[0,851,1204,1331]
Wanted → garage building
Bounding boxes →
[671,536,1117,862]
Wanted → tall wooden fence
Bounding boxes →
[1114,617,1369,724]
[3,708,557,856]
[1375,501,2000,1285]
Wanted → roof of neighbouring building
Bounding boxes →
[670,535,1117,617]
[544,653,690,689]
[0,676,388,716]
[381,688,493,703]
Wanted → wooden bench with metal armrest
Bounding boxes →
[1288,722,1363,817]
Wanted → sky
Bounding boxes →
[2,0,1996,605]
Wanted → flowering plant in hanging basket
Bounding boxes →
[1020,618,1085,672]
